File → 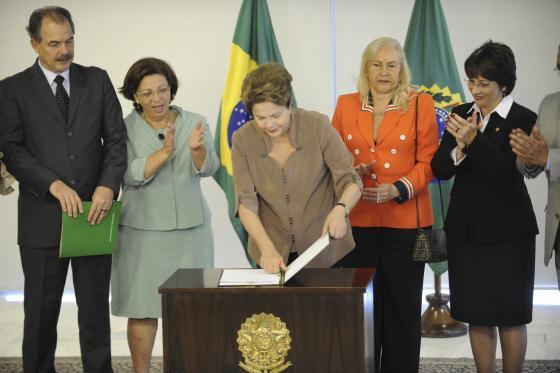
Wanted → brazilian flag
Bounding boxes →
[213,0,286,266]
[404,0,465,275]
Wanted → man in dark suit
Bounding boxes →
[0,6,126,372]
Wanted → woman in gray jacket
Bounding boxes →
[111,57,218,373]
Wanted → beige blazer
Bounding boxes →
[522,92,560,287]
[232,108,362,267]
[538,92,560,288]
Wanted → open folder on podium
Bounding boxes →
[219,234,330,286]
[59,201,122,258]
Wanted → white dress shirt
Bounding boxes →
[38,60,70,97]
[451,95,514,165]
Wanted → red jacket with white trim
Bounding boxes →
[332,91,438,228]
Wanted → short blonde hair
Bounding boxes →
[241,63,293,114]
[357,37,413,111]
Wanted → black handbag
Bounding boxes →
[412,226,447,263]
[411,95,448,263]
[412,227,432,262]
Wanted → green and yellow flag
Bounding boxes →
[213,0,286,265]
[404,0,465,275]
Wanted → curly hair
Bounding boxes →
[241,63,293,114]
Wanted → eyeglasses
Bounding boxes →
[136,85,171,100]
[464,78,494,90]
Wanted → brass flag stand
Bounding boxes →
[421,273,467,337]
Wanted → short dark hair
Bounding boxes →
[465,40,516,95]
[119,57,179,112]
[241,63,293,114]
[27,6,74,42]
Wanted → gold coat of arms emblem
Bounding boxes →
[237,312,292,373]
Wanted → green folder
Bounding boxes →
[59,201,122,258]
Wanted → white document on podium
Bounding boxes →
[283,233,329,282]
[219,234,330,286]
[218,268,281,286]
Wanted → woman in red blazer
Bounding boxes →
[332,37,438,373]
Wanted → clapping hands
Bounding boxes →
[446,111,481,158]
[188,121,206,151]
[509,126,548,167]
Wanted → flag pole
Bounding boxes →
[421,273,467,337]
[214,0,287,266]
[403,0,469,338]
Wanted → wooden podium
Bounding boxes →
[159,268,375,373]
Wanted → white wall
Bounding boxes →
[1,0,559,291]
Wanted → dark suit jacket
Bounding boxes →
[0,61,127,248]
[430,101,538,244]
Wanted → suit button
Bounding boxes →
[347,134,352,141]
[400,134,406,141]
[66,131,73,137]
[70,154,77,160]
[384,162,390,168]
[371,173,377,180]
[390,149,397,155]
[354,149,360,155]
[370,147,375,153]
[70,180,77,186]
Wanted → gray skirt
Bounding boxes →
[111,221,213,318]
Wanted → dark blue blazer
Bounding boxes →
[0,61,127,248]
[430,101,538,244]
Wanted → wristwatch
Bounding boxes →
[335,202,350,218]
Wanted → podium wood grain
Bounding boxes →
[159,268,375,373]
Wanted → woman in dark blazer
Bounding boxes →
[431,41,538,373]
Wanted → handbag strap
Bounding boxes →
[414,95,446,226]
[414,96,447,225]
[414,94,420,230]
[437,179,446,220]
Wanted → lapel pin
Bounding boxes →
[495,127,500,132]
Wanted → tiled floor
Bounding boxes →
[420,305,560,360]
[0,298,559,360]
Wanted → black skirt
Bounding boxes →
[447,237,535,327]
